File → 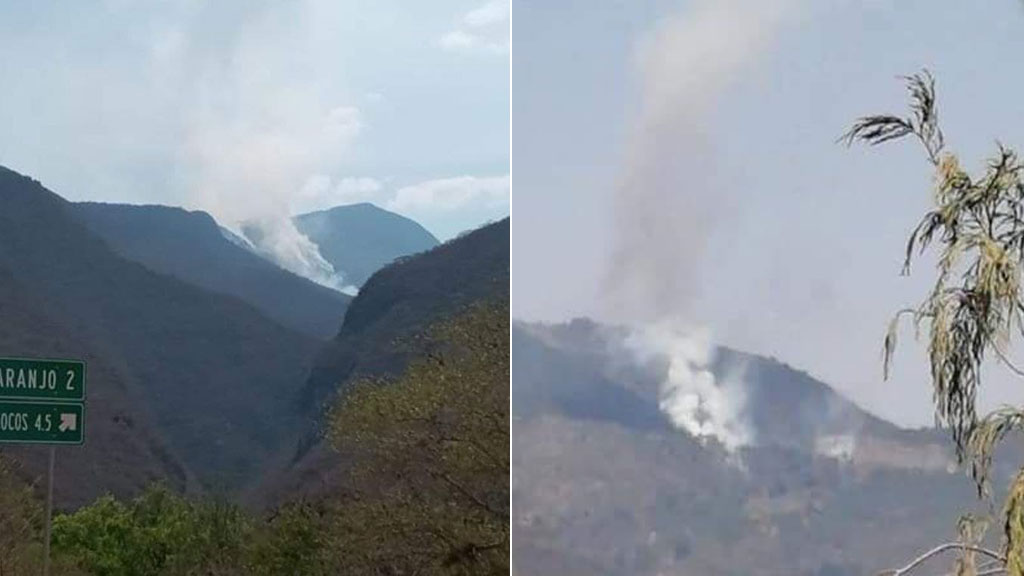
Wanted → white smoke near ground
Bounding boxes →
[240,217,359,295]
[624,323,752,451]
[814,434,857,462]
[606,0,802,451]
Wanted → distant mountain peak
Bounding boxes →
[303,201,388,215]
[292,203,440,287]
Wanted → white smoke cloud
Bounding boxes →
[624,323,752,452]
[606,0,800,323]
[240,217,358,295]
[606,0,802,448]
[166,3,365,293]
[184,92,362,292]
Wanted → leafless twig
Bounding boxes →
[877,543,1005,576]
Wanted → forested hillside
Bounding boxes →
[0,167,319,495]
[73,202,351,339]
[260,217,510,504]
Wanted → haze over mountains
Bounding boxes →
[0,165,503,511]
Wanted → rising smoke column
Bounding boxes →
[184,96,361,293]
[166,2,362,293]
[607,0,800,450]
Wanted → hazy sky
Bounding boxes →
[0,0,509,240]
[513,0,1024,427]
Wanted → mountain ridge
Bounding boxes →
[0,166,320,497]
[300,217,509,413]
[72,201,351,339]
[512,318,904,444]
[253,217,510,506]
[510,317,980,576]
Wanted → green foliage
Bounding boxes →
[52,484,251,576]
[326,300,510,575]
[5,302,509,576]
[846,71,1024,575]
[50,487,339,576]
[247,500,332,576]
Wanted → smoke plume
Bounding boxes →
[624,323,752,451]
[606,0,800,449]
[240,218,358,295]
[168,3,362,293]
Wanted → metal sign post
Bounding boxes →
[43,446,54,576]
[0,357,86,576]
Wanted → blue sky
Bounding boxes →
[513,0,1024,426]
[0,0,509,240]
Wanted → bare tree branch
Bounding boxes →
[877,543,1005,576]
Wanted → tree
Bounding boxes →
[35,302,509,575]
[845,71,1024,575]
[247,500,333,576]
[52,484,251,575]
[325,300,510,575]
[0,455,43,576]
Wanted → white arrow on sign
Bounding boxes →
[59,413,77,432]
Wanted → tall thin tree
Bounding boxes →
[845,71,1024,575]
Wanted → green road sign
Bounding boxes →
[0,402,84,444]
[0,358,85,401]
